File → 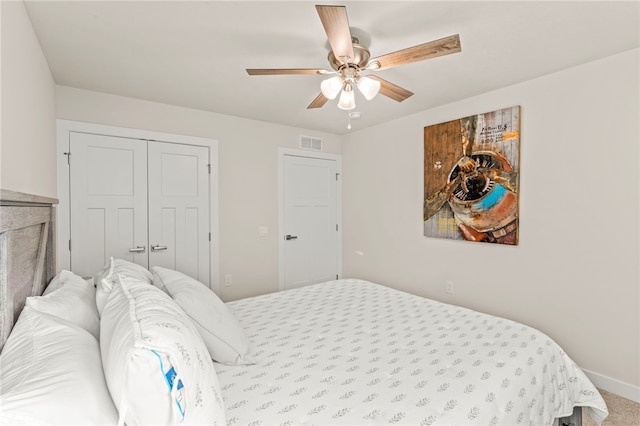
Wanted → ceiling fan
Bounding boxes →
[246,5,461,110]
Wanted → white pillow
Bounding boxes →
[152,266,255,366]
[0,307,119,425]
[100,274,226,425]
[94,257,152,316]
[151,273,170,295]
[42,269,71,295]
[26,270,100,339]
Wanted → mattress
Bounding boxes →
[216,279,607,425]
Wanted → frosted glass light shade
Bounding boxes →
[357,76,381,100]
[320,77,342,100]
[337,85,356,110]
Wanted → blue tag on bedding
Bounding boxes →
[150,350,186,421]
[165,367,184,391]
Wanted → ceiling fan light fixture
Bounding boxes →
[320,76,343,100]
[338,83,356,110]
[357,76,381,100]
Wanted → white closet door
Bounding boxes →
[69,132,148,277]
[282,154,339,290]
[148,142,210,286]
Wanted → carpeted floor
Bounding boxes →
[582,389,640,426]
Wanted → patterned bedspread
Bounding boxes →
[216,279,607,425]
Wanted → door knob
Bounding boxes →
[284,235,298,240]
[128,246,146,253]
[151,245,168,251]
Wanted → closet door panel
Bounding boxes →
[69,133,148,276]
[148,142,210,285]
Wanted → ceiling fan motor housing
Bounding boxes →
[328,37,370,71]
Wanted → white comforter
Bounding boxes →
[216,279,607,425]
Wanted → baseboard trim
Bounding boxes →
[583,368,640,403]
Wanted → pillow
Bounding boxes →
[0,307,119,425]
[42,271,68,295]
[94,257,153,316]
[151,273,170,295]
[26,269,100,339]
[100,274,226,425]
[152,266,254,366]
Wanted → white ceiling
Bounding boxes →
[25,1,639,135]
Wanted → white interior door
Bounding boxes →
[148,142,210,286]
[282,154,339,290]
[69,132,148,277]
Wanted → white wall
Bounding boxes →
[341,49,640,397]
[0,1,56,198]
[55,86,341,301]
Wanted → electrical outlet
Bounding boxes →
[224,274,233,287]
[445,280,455,294]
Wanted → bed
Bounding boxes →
[0,190,608,425]
[218,280,607,426]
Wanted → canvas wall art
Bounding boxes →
[423,106,520,245]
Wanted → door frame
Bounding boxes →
[56,119,220,292]
[277,147,342,291]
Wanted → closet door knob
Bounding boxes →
[151,245,168,252]
[128,246,146,253]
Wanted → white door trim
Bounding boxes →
[277,147,342,291]
[56,119,220,293]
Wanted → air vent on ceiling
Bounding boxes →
[300,135,322,151]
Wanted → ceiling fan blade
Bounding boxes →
[315,5,354,65]
[367,75,414,102]
[246,68,327,76]
[307,93,329,109]
[369,34,461,71]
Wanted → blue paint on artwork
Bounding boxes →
[474,184,506,211]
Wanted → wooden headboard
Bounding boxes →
[0,189,57,351]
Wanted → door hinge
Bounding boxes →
[209,232,211,242]
[336,224,338,231]
[63,152,71,165]
[207,164,211,174]
[336,172,340,181]
[68,240,71,251]
[336,274,339,280]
